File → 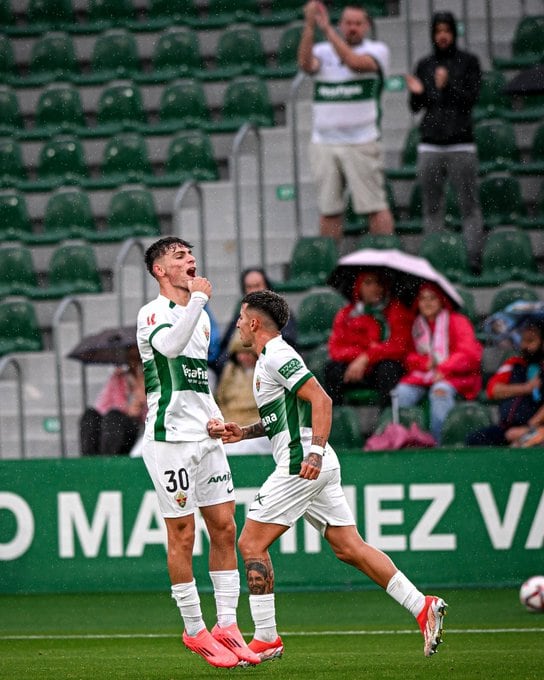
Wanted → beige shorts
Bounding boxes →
[310,140,388,216]
[142,438,234,518]
[247,467,355,535]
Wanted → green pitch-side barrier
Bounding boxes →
[0,448,542,594]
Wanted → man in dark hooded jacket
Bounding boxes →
[406,11,483,271]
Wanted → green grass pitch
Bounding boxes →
[1,588,543,679]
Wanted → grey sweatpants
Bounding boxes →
[417,149,484,268]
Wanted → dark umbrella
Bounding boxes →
[504,64,544,96]
[327,248,463,308]
[68,326,137,365]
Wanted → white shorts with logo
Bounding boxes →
[247,467,355,536]
[142,438,234,518]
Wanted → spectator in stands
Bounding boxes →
[297,1,394,241]
[212,267,297,377]
[406,11,483,271]
[80,345,147,456]
[466,319,544,446]
[391,282,483,445]
[215,335,259,426]
[324,270,413,406]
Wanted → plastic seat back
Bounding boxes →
[27,0,74,27]
[107,187,161,236]
[152,28,203,75]
[34,84,85,132]
[101,132,152,182]
[159,79,210,127]
[37,135,88,184]
[0,300,43,356]
[296,290,345,349]
[216,26,266,72]
[0,246,38,295]
[0,139,26,186]
[43,188,95,238]
[276,236,339,291]
[473,70,510,120]
[329,405,363,450]
[87,0,136,24]
[221,76,274,127]
[475,119,519,172]
[0,191,32,240]
[481,228,536,280]
[91,29,140,79]
[166,130,219,181]
[479,175,525,227]
[441,402,492,447]
[0,87,23,134]
[28,32,79,82]
[0,34,15,79]
[490,285,540,314]
[47,243,102,294]
[97,82,147,129]
[148,0,197,21]
[420,232,470,283]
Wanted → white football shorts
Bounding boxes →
[247,467,355,535]
[142,438,235,518]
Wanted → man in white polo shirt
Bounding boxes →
[298,1,394,240]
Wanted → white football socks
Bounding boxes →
[171,580,205,637]
[386,570,426,617]
[209,569,239,628]
[249,593,277,642]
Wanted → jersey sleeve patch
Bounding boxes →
[278,357,304,380]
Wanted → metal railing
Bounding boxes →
[289,70,308,241]
[0,356,25,459]
[52,296,85,459]
[231,122,265,274]
[113,237,150,326]
[172,180,207,278]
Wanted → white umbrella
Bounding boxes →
[327,248,463,308]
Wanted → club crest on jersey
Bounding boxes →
[174,491,187,508]
[147,313,156,326]
[255,375,261,392]
[278,358,302,380]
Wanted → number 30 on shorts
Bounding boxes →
[164,468,189,492]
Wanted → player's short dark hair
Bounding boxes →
[242,290,290,331]
[144,237,193,277]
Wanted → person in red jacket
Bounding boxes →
[391,282,483,444]
[324,270,414,406]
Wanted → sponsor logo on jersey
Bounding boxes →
[174,491,187,508]
[182,364,208,381]
[278,358,303,380]
[261,413,278,429]
[208,472,232,484]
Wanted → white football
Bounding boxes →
[519,575,544,612]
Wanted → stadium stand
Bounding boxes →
[295,289,345,350]
[274,236,338,292]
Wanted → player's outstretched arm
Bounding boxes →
[296,377,332,480]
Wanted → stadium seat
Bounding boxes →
[475,119,520,175]
[420,232,471,284]
[198,0,260,29]
[493,15,544,70]
[91,82,147,137]
[256,24,301,78]
[31,135,88,192]
[0,0,14,28]
[136,28,203,84]
[513,122,544,177]
[146,0,198,30]
[489,284,540,314]
[375,405,429,434]
[77,29,141,85]
[304,343,329,384]
[295,289,345,350]
[37,188,96,244]
[455,287,479,326]
[202,25,266,81]
[386,126,419,180]
[83,0,136,33]
[0,86,23,136]
[87,186,160,242]
[25,0,74,32]
[274,237,339,292]
[472,70,512,122]
[0,34,16,81]
[357,233,403,250]
[87,132,153,188]
[465,228,544,287]
[0,246,39,297]
[153,79,210,133]
[502,93,544,124]
[441,402,492,447]
[329,405,363,450]
[518,180,544,230]
[479,175,525,229]
[148,130,218,187]
[21,32,79,87]
[21,84,85,140]
[31,243,103,299]
[395,182,423,234]
[0,139,27,188]
[211,76,274,132]
[0,190,33,241]
[255,0,302,25]
[0,300,43,356]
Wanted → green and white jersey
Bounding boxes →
[312,39,389,144]
[254,336,339,475]
[137,294,220,442]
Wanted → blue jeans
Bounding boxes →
[391,381,458,444]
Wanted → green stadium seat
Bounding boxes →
[36,188,96,244]
[329,405,363,450]
[493,15,544,70]
[514,123,544,176]
[0,86,23,136]
[84,0,136,33]
[152,79,210,134]
[475,119,520,175]
[420,231,471,284]
[0,34,16,81]
[357,233,403,250]
[32,243,103,299]
[395,182,423,234]
[87,186,160,242]
[465,228,544,287]
[455,287,479,326]
[90,82,147,137]
[25,0,74,32]
[472,70,512,122]
[255,0,302,26]
[21,84,85,141]
[20,32,79,87]
[304,342,329,384]
[489,284,540,314]
[211,76,274,132]
[479,175,525,229]
[518,180,544,230]
[0,246,39,297]
[30,135,88,192]
[386,126,419,180]
[0,190,33,241]
[343,387,380,406]
[202,25,266,81]
[441,402,492,447]
[86,132,153,189]
[148,130,218,187]
[0,139,27,188]
[0,300,43,356]
[375,405,429,434]
[136,28,203,84]
[0,0,15,27]
[275,237,339,292]
[295,289,345,350]
[76,29,140,85]
[502,93,544,124]
[198,0,260,29]
[146,0,198,30]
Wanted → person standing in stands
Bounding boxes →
[298,1,395,240]
[406,11,483,271]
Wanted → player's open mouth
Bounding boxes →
[187,267,196,277]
